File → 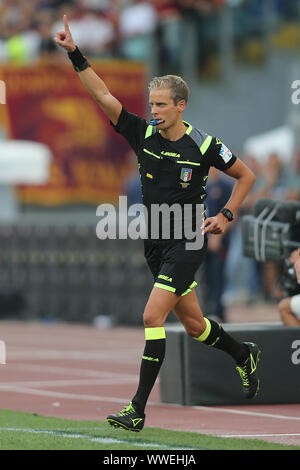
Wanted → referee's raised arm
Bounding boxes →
[54,14,122,125]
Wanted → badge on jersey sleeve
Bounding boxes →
[219,143,232,163]
[180,168,192,182]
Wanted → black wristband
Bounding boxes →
[67,46,91,72]
[220,207,234,222]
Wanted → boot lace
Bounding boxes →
[236,365,250,386]
[119,402,135,416]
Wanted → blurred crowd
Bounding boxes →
[0,0,298,72]
[0,0,225,67]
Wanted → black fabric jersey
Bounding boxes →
[112,107,237,240]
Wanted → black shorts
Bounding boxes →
[144,238,208,296]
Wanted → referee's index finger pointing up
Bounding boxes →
[63,14,70,31]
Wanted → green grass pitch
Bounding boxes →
[0,409,299,451]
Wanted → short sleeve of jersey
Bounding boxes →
[110,107,147,154]
[205,137,237,171]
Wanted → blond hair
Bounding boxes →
[148,75,190,104]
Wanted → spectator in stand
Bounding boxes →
[118,0,158,61]
[51,2,116,57]
[0,0,41,63]
[150,0,182,74]
[177,0,224,76]
[37,10,63,60]
[253,152,298,201]
[0,1,68,61]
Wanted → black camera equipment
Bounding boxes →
[241,198,300,296]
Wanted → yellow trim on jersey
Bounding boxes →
[143,148,161,159]
[183,121,193,135]
[145,125,154,139]
[200,135,212,155]
[176,160,200,166]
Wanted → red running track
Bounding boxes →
[0,320,299,447]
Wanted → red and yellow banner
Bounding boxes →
[0,59,146,205]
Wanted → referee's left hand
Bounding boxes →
[201,213,228,235]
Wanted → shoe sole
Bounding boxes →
[107,418,142,432]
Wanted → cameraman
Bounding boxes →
[279,249,300,326]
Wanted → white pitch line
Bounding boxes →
[219,433,300,438]
[1,377,300,423]
[1,383,300,425]
[7,349,138,362]
[0,377,138,388]
[0,428,194,450]
[7,363,137,379]
[192,406,300,422]
[0,386,130,404]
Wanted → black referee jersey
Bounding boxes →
[111,107,237,240]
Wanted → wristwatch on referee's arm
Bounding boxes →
[219,207,234,222]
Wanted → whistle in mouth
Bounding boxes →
[149,119,165,126]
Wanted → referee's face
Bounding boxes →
[149,88,186,130]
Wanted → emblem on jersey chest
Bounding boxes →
[180,168,192,188]
[180,168,192,182]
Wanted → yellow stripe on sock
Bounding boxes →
[195,318,211,342]
[145,327,166,341]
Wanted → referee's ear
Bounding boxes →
[176,99,186,113]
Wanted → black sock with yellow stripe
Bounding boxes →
[132,327,166,415]
[195,318,248,364]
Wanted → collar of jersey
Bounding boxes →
[183,120,193,135]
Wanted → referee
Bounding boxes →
[55,16,261,433]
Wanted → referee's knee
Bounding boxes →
[143,310,164,328]
[184,317,207,338]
